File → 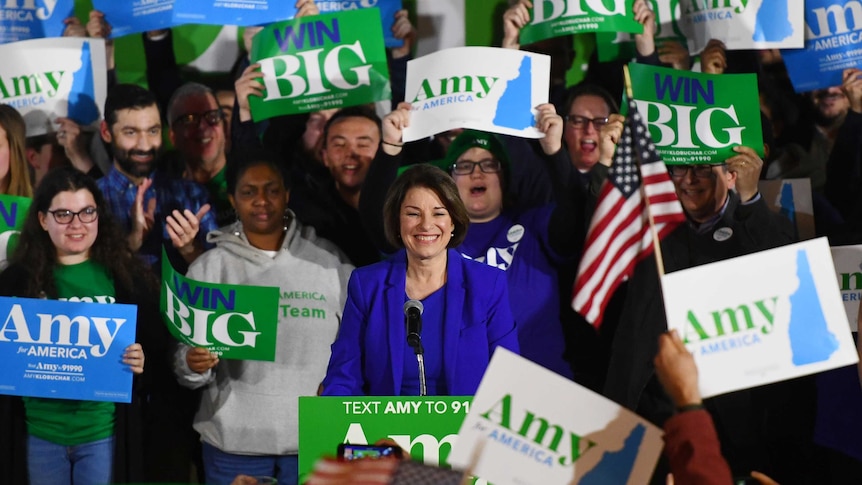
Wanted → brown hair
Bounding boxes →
[0,105,32,197]
[382,164,469,250]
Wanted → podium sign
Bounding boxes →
[298,396,475,483]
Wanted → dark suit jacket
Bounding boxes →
[322,249,519,396]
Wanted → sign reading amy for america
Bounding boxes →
[628,62,763,165]
[0,296,138,403]
[249,9,390,121]
[830,244,862,332]
[518,0,644,45]
[678,0,804,53]
[781,0,862,93]
[91,0,176,38]
[173,0,297,27]
[0,0,73,44]
[450,348,663,485]
[161,250,280,361]
[402,47,550,142]
[662,237,859,399]
[0,37,107,137]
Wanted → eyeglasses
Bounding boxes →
[566,115,609,129]
[172,109,223,129]
[46,207,98,224]
[451,159,502,175]
[667,164,725,178]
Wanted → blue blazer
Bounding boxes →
[322,249,519,396]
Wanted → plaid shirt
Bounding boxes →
[97,166,218,271]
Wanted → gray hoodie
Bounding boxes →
[174,213,354,455]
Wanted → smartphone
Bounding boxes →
[337,443,402,461]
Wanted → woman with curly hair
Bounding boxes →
[0,167,162,484]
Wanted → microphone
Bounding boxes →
[403,300,424,350]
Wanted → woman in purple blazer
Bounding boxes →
[321,165,519,396]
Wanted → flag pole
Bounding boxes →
[624,64,668,278]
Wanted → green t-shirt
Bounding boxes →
[23,260,118,446]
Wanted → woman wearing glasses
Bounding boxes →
[0,167,157,484]
[354,102,587,381]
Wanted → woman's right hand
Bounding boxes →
[381,102,412,155]
[187,346,219,374]
[598,114,625,167]
[235,63,264,122]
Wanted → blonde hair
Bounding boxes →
[0,105,32,197]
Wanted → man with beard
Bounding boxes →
[97,83,217,274]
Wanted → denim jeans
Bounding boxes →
[202,441,298,485]
[27,435,114,485]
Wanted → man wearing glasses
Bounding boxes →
[598,113,811,481]
[167,82,234,227]
[97,83,217,274]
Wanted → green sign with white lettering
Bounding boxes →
[0,194,31,265]
[299,396,484,484]
[249,9,391,121]
[519,0,643,45]
[628,62,763,165]
[160,249,280,361]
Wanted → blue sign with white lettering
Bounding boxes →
[92,0,178,38]
[0,296,138,403]
[173,0,297,27]
[0,0,73,44]
[781,0,862,93]
[315,0,403,48]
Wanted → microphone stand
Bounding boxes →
[411,340,426,397]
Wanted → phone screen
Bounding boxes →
[337,443,401,461]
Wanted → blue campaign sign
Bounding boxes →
[0,296,138,403]
[0,0,74,44]
[315,0,403,48]
[173,0,297,27]
[91,0,177,38]
[781,0,862,93]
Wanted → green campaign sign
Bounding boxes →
[628,62,763,165]
[0,194,31,264]
[597,0,686,62]
[519,0,643,45]
[298,396,482,484]
[160,249,280,361]
[249,9,391,121]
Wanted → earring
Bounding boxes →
[283,210,291,232]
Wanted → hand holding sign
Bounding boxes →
[654,330,701,409]
[700,39,727,75]
[841,68,862,115]
[381,102,411,156]
[123,343,145,374]
[186,346,219,374]
[535,103,562,155]
[632,0,656,57]
[598,113,625,168]
[390,9,416,60]
[502,0,532,50]
[726,145,762,203]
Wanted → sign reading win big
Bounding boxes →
[628,62,763,165]
[249,9,391,121]
[160,252,280,361]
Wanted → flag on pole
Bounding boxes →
[572,98,686,328]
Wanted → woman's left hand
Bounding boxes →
[123,343,145,374]
[535,103,562,155]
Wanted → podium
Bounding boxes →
[298,396,474,483]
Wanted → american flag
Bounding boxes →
[572,98,686,328]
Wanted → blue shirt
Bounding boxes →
[401,286,447,396]
[97,166,217,272]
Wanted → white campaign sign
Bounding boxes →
[403,47,550,142]
[679,0,804,53]
[450,348,663,485]
[0,37,107,136]
[830,244,862,332]
[662,237,858,399]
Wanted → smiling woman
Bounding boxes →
[173,148,354,485]
[322,164,519,397]
[0,167,160,485]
